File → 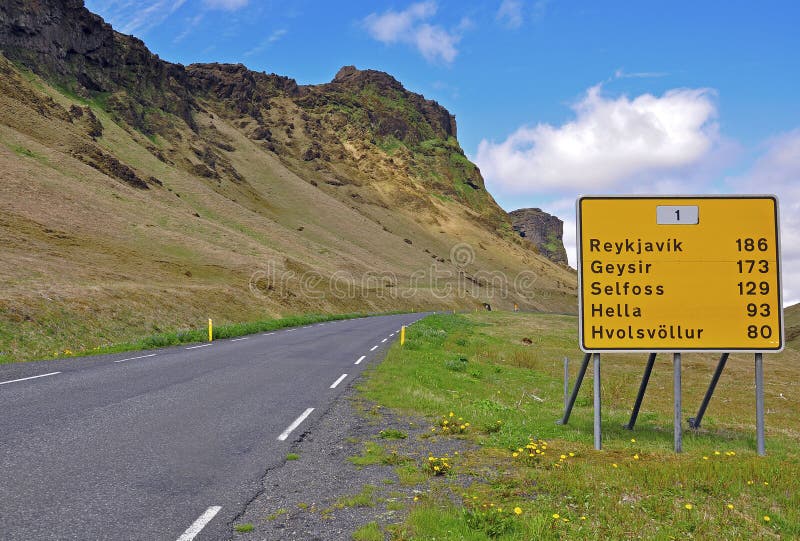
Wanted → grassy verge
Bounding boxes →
[6,311,409,365]
[359,312,800,539]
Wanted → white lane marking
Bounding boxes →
[186,344,213,350]
[389,333,395,337]
[176,506,222,541]
[354,355,366,365]
[329,374,348,389]
[0,372,61,386]
[114,353,157,363]
[264,332,275,336]
[370,345,378,351]
[278,408,315,441]
[381,338,388,343]
[287,329,295,333]
[231,337,248,342]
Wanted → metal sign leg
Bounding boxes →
[624,353,657,430]
[687,353,729,429]
[563,357,569,410]
[755,353,766,456]
[594,353,602,450]
[674,353,682,453]
[556,353,591,425]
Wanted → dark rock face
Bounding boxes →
[0,0,194,132]
[330,65,456,139]
[186,62,299,120]
[510,208,568,264]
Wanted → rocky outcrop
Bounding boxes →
[510,208,568,264]
[0,0,194,132]
[186,63,299,120]
[325,65,457,141]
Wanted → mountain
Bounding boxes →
[509,208,569,265]
[0,0,577,362]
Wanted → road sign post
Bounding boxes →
[574,195,782,453]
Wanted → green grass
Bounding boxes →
[335,484,378,509]
[349,441,410,467]
[378,428,408,440]
[358,312,800,539]
[352,521,383,541]
[286,453,300,460]
[395,463,427,486]
[233,523,254,533]
[10,144,39,159]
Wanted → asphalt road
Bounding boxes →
[0,313,426,540]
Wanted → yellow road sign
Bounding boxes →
[577,196,783,352]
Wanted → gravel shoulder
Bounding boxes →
[229,376,474,540]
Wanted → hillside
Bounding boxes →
[0,0,576,362]
[785,303,800,349]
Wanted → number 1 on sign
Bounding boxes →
[656,205,698,225]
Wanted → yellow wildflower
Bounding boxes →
[514,507,522,515]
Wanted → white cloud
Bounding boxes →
[614,68,669,80]
[90,0,188,35]
[203,0,248,10]
[497,0,523,28]
[362,2,464,64]
[475,84,719,194]
[244,29,287,57]
[727,130,800,305]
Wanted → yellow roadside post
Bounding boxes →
[400,326,406,345]
[208,318,213,342]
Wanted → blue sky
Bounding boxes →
[86,0,800,302]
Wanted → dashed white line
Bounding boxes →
[231,337,248,342]
[0,372,61,386]
[329,374,348,389]
[287,329,296,333]
[186,344,212,350]
[370,345,378,351]
[114,353,157,363]
[389,333,395,337]
[263,332,275,336]
[278,408,315,441]
[355,355,366,365]
[381,338,388,343]
[176,506,222,541]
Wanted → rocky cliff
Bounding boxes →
[509,208,569,264]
